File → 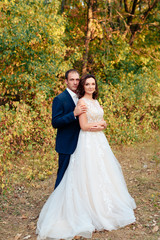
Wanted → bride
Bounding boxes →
[36,74,136,240]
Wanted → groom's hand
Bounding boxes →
[74,102,87,117]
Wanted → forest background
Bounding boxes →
[0,0,160,193]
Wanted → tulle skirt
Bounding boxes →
[36,130,136,240]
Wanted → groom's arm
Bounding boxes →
[52,97,76,129]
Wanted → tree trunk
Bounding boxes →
[108,0,114,29]
[82,0,94,75]
[61,0,66,13]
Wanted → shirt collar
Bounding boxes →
[66,88,77,98]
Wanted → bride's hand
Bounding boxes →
[99,120,107,128]
[89,124,105,131]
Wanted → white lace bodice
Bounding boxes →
[82,98,104,123]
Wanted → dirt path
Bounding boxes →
[1,140,159,240]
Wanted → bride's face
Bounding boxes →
[84,77,96,95]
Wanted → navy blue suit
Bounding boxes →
[52,89,80,188]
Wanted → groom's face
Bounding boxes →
[65,72,80,93]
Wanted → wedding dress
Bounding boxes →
[36,98,136,240]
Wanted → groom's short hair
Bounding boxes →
[65,69,79,80]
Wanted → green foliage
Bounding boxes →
[99,70,160,144]
[0,0,70,102]
[0,92,57,193]
[1,0,160,193]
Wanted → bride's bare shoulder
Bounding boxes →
[78,98,85,105]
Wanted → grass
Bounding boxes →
[0,134,160,240]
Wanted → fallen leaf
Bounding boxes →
[23,235,31,239]
[137,224,143,229]
[27,222,36,230]
[21,215,27,219]
[14,233,22,240]
[152,225,159,233]
[19,197,26,204]
[30,214,39,220]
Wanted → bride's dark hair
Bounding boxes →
[76,74,98,99]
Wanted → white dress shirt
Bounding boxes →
[66,88,78,105]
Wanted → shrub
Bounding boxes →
[100,70,160,144]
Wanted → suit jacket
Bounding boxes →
[52,89,80,154]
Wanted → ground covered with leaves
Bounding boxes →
[0,138,159,240]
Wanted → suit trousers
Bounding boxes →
[54,153,70,189]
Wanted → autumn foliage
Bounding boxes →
[0,0,159,192]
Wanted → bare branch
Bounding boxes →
[115,9,131,38]
[143,0,158,20]
[127,0,138,24]
[131,0,138,14]
[124,0,129,13]
[132,48,160,62]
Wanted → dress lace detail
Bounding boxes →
[36,98,136,240]
[82,98,104,123]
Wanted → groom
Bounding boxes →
[52,69,86,189]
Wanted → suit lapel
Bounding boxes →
[64,89,76,108]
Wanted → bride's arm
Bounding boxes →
[78,99,105,131]
[79,112,104,131]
